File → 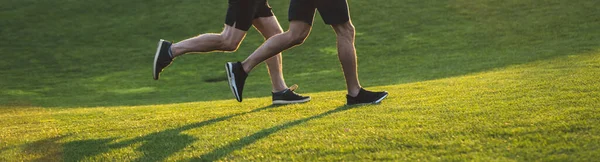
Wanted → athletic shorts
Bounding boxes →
[288,0,350,26]
[225,0,274,31]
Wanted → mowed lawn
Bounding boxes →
[1,0,599,161]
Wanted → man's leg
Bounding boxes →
[224,0,315,101]
[240,0,316,72]
[170,25,247,57]
[226,21,311,102]
[251,16,288,92]
[331,21,361,97]
[331,21,388,104]
[250,16,311,104]
[330,21,388,105]
[318,0,387,105]
[241,21,312,73]
[153,25,247,80]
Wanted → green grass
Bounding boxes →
[1,0,600,161]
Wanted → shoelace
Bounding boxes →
[289,84,298,92]
[287,84,304,97]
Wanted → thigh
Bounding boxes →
[288,0,317,26]
[316,0,350,25]
[252,16,283,38]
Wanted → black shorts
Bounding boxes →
[225,0,274,31]
[288,0,350,26]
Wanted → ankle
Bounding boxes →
[348,88,361,98]
[241,61,251,73]
[272,87,288,93]
[169,45,181,58]
[273,88,289,94]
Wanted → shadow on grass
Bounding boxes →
[20,135,69,162]
[192,104,357,161]
[6,104,358,161]
[61,104,282,161]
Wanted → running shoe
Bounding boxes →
[346,88,388,105]
[226,62,248,102]
[153,39,174,80]
[272,84,311,104]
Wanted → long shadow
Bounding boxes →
[62,104,281,162]
[192,105,358,161]
[19,135,70,162]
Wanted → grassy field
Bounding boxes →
[1,0,600,161]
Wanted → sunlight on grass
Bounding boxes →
[319,47,338,56]
[2,90,40,96]
[294,70,336,77]
[106,87,156,94]
[1,52,598,161]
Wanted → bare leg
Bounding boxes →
[331,21,361,97]
[170,25,247,57]
[241,21,312,73]
[252,16,288,92]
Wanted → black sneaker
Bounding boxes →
[226,62,248,102]
[272,84,311,105]
[346,88,388,105]
[153,39,174,80]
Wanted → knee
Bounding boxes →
[221,38,241,52]
[289,30,310,46]
[220,27,246,52]
[290,35,306,46]
[335,22,355,39]
[263,28,284,39]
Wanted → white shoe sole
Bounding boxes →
[373,93,389,104]
[153,39,165,80]
[226,63,241,102]
[272,97,311,105]
[346,92,389,106]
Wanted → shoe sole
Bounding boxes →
[346,92,389,106]
[226,63,242,102]
[153,39,165,80]
[272,97,311,105]
[373,92,389,104]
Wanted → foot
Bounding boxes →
[272,84,311,105]
[346,88,388,105]
[153,39,174,80]
[226,62,248,102]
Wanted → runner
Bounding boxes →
[226,0,388,105]
[153,0,310,104]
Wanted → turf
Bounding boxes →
[1,0,599,161]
